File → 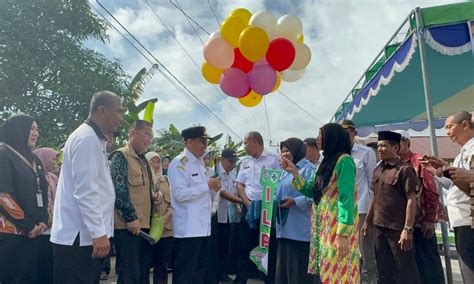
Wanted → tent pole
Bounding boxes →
[415,7,453,284]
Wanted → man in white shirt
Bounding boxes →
[423,111,474,283]
[341,120,377,284]
[168,126,221,284]
[235,131,280,284]
[215,148,242,282]
[303,137,321,165]
[50,90,123,283]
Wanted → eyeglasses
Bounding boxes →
[135,130,153,140]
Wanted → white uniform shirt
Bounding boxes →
[352,143,377,214]
[50,123,115,246]
[168,148,211,238]
[447,137,474,228]
[217,163,238,224]
[236,150,280,201]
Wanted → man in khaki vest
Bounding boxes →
[110,120,155,283]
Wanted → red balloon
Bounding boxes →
[232,48,254,73]
[265,38,296,71]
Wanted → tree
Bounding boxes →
[0,0,130,147]
[151,124,184,159]
[151,124,226,160]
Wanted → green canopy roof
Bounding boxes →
[421,2,474,27]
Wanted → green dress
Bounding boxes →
[291,154,359,283]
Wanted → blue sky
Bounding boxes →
[88,0,460,147]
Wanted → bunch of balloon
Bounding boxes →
[202,8,311,107]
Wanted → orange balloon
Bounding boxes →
[201,62,223,84]
[271,72,281,92]
[239,90,262,107]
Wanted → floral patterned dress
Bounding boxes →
[292,154,360,283]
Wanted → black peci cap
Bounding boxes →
[181,126,210,140]
[377,131,401,143]
[221,148,238,162]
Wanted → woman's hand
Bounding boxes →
[335,235,349,260]
[279,156,298,176]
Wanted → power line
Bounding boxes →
[168,0,210,36]
[278,90,325,125]
[144,0,261,135]
[95,0,241,139]
[174,0,205,45]
[207,0,221,25]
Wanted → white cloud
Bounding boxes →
[90,0,464,149]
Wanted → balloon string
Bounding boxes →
[263,96,273,144]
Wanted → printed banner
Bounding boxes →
[250,168,282,274]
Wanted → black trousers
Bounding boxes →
[218,222,231,276]
[152,237,173,284]
[0,233,40,284]
[374,226,420,284]
[207,216,219,284]
[413,227,444,284]
[172,236,212,284]
[228,222,240,274]
[52,234,101,284]
[114,229,152,284]
[38,234,54,284]
[235,206,277,284]
[275,238,317,284]
[454,226,474,283]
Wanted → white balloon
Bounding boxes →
[281,68,306,82]
[277,14,303,42]
[289,43,311,70]
[208,30,220,42]
[250,11,277,39]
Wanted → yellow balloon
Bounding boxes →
[297,34,304,43]
[230,8,252,24]
[220,16,247,47]
[202,62,223,84]
[271,72,281,92]
[239,91,262,107]
[239,26,269,62]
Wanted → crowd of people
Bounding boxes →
[0,90,473,284]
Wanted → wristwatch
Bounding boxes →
[403,226,414,233]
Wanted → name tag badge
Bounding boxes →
[191,173,199,177]
[36,193,43,208]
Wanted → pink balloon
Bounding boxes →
[220,68,250,98]
[249,64,277,95]
[254,58,268,66]
[204,37,234,69]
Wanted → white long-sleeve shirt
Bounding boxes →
[446,137,474,228]
[352,143,377,214]
[168,148,212,238]
[50,123,115,246]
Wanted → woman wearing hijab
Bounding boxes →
[275,137,317,284]
[281,123,359,284]
[146,151,173,284]
[33,147,59,284]
[0,114,49,283]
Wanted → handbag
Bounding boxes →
[149,213,164,242]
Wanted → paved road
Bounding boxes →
[102,255,463,283]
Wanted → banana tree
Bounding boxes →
[116,64,159,146]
